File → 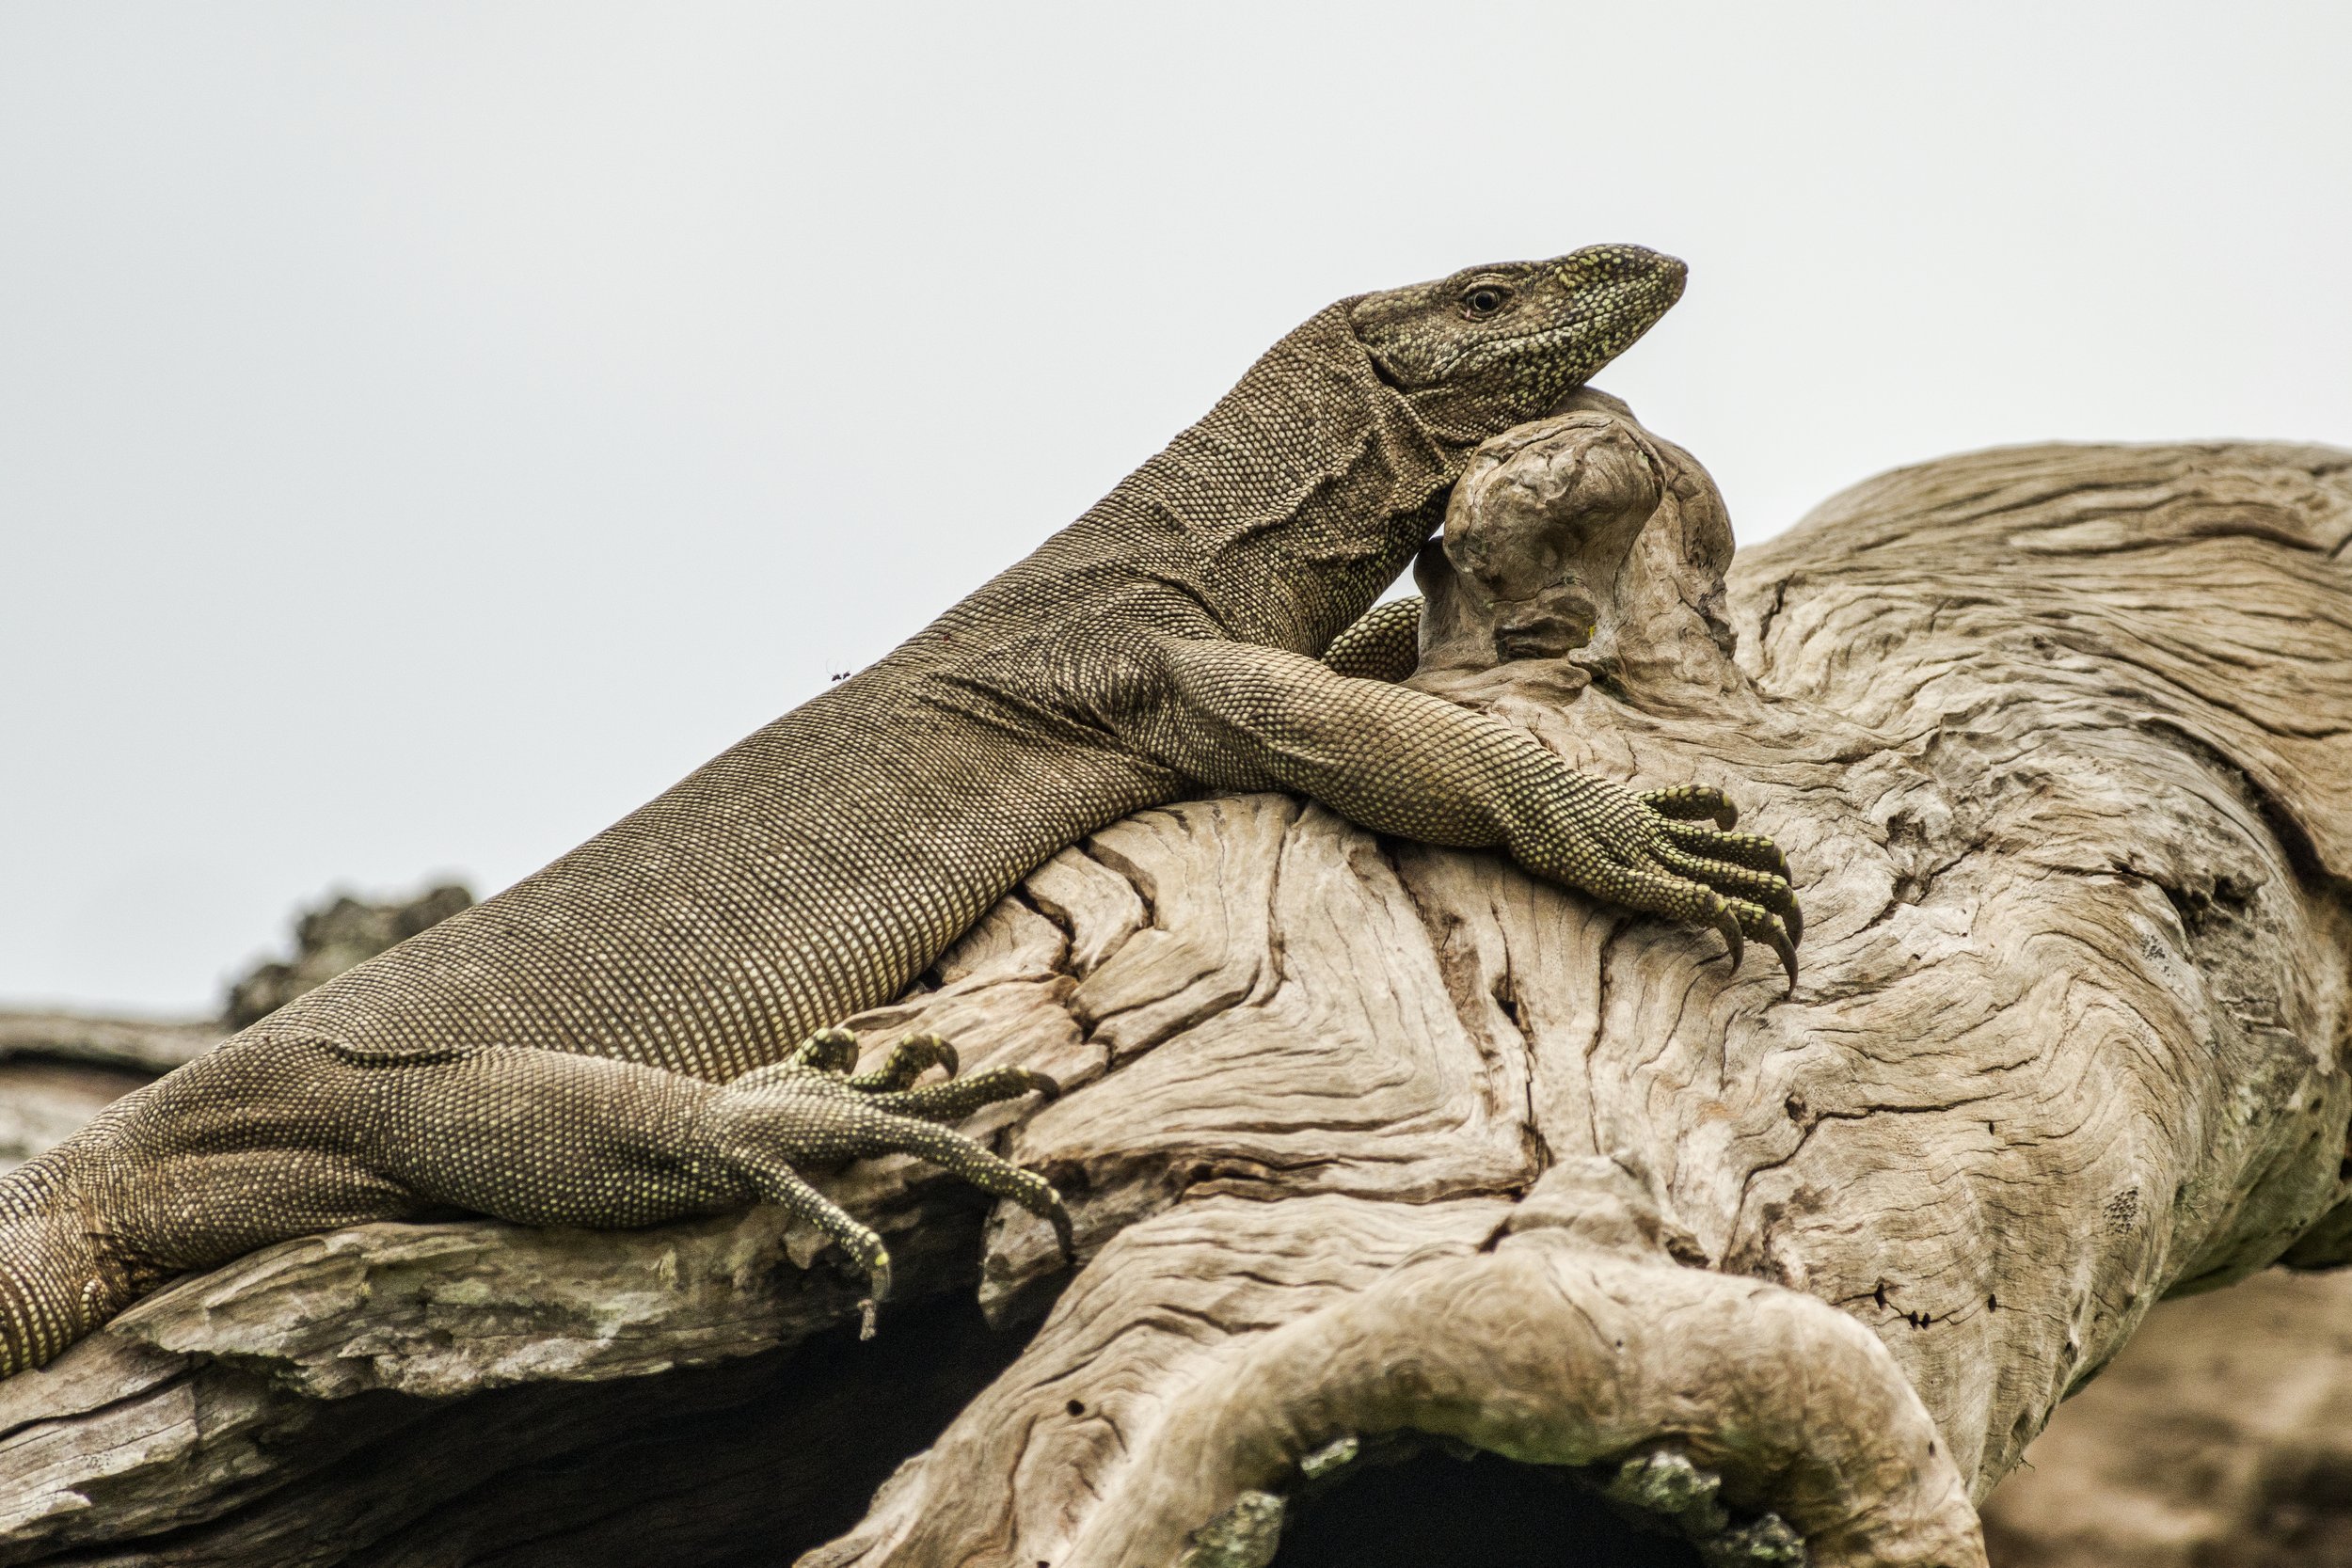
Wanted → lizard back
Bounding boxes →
[247,302,1459,1079]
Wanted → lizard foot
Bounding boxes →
[708,1029,1070,1334]
[1510,776,1804,992]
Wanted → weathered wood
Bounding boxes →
[1,405,2344,1566]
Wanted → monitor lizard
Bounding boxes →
[0,245,1799,1375]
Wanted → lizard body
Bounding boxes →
[0,246,1799,1375]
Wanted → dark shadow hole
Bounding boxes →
[91,1287,1040,1568]
[469,1290,1038,1568]
[1273,1448,1707,1568]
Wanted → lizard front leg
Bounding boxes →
[1116,633,1801,982]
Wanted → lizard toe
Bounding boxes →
[1725,900,1799,993]
[849,1031,960,1093]
[1659,819,1793,884]
[1652,844,1803,947]
[787,1026,861,1078]
[1641,784,1740,829]
[1043,1185,1076,1261]
[871,1067,1059,1123]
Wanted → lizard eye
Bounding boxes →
[1460,284,1511,319]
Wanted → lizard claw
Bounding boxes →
[908,1037,960,1080]
[855,1238,894,1338]
[1042,1186,1076,1260]
[1724,902,1800,994]
[1712,903,1744,973]
[790,1026,861,1075]
[1767,921,1799,994]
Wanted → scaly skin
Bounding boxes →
[0,245,1799,1375]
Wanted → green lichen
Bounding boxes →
[1179,1490,1286,1568]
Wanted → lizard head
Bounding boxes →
[1349,245,1687,429]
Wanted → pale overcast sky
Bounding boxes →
[4,4,2347,1012]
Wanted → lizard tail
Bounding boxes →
[0,1160,132,1377]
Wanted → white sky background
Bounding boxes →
[4,4,2346,1013]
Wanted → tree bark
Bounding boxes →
[0,405,2344,1567]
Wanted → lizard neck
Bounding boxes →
[1104,303,1470,654]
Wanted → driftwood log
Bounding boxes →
[0,398,2346,1566]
